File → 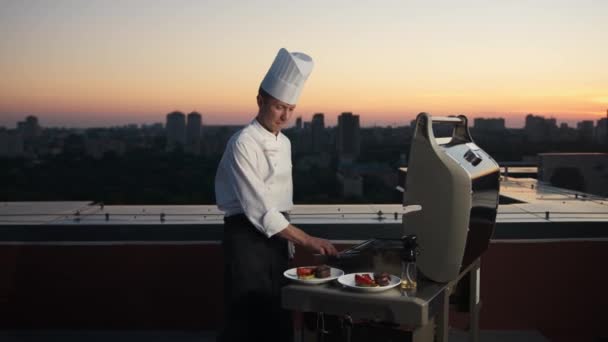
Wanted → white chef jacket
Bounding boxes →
[215,119,293,238]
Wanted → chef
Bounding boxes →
[215,48,338,341]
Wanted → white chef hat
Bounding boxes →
[260,48,314,105]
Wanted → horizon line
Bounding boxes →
[2,110,607,130]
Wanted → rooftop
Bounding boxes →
[0,179,606,341]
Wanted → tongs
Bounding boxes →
[313,250,361,262]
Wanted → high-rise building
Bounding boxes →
[577,120,594,142]
[186,112,202,154]
[596,110,608,145]
[17,115,41,139]
[558,123,577,143]
[337,112,360,162]
[525,114,558,143]
[295,117,302,130]
[166,111,186,149]
[311,113,325,153]
[473,118,505,131]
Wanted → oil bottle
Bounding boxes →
[400,234,418,296]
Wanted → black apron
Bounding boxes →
[218,214,293,342]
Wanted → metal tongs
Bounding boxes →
[313,250,361,262]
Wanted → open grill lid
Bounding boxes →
[403,113,500,282]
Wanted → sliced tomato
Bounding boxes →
[297,267,314,277]
[355,274,375,286]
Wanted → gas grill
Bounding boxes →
[404,113,500,282]
[282,113,500,342]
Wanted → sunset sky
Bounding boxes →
[1,0,607,128]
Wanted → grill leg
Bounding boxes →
[343,315,353,342]
[316,312,328,342]
[411,317,436,342]
[435,287,450,342]
[469,260,481,342]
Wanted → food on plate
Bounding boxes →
[314,265,331,278]
[296,265,332,280]
[354,273,378,287]
[354,273,393,287]
[373,272,391,286]
[296,267,315,280]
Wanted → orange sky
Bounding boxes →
[1,0,606,128]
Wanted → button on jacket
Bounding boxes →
[215,119,293,237]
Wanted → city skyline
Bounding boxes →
[1,110,607,130]
[1,0,607,128]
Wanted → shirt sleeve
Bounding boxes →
[224,139,290,237]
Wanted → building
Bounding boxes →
[200,125,243,155]
[310,113,325,153]
[141,123,165,136]
[186,112,202,154]
[595,113,607,145]
[0,131,24,157]
[295,116,302,130]
[576,120,594,142]
[16,115,41,140]
[336,112,360,162]
[84,138,126,159]
[473,118,505,131]
[336,170,363,198]
[166,111,186,150]
[525,114,558,143]
[558,123,578,142]
[295,121,313,154]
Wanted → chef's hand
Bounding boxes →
[305,236,338,256]
[277,224,338,256]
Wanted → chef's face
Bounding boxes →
[256,92,296,135]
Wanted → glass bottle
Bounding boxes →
[400,235,418,296]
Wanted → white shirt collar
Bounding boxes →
[252,118,280,141]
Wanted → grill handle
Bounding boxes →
[429,116,465,124]
[414,112,473,145]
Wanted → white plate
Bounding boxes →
[337,272,401,292]
[284,266,344,285]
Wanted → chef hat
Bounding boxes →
[260,48,314,105]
